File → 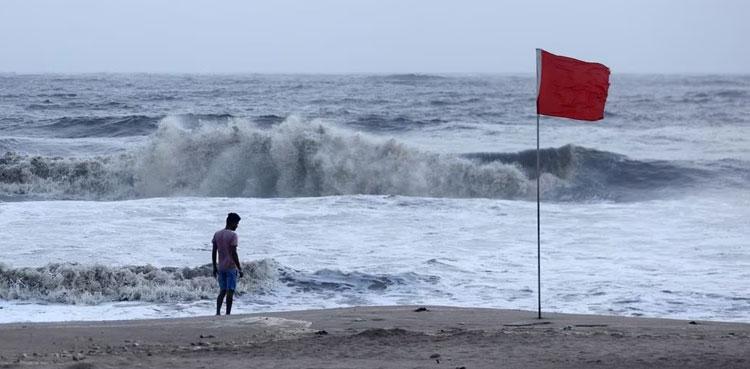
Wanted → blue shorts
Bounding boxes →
[217,269,238,291]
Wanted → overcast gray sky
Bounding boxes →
[1,0,748,74]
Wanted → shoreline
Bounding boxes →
[1,305,749,368]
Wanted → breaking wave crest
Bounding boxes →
[0,116,531,200]
[132,116,530,199]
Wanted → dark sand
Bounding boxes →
[1,306,748,368]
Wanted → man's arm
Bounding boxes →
[231,245,243,278]
[212,240,218,277]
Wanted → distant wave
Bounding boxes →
[346,114,447,131]
[382,73,447,80]
[26,101,135,112]
[33,114,241,138]
[368,74,448,84]
[253,114,287,126]
[15,114,291,139]
[0,138,21,151]
[676,89,749,104]
[40,115,160,138]
[0,261,437,305]
[35,93,78,98]
[0,116,733,202]
[715,90,749,99]
[430,97,483,106]
[463,145,714,201]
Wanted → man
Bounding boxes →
[212,212,244,315]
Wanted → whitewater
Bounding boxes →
[1,73,749,323]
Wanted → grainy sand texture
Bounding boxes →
[1,306,748,369]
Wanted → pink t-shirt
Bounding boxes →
[213,229,238,271]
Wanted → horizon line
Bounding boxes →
[2,71,749,77]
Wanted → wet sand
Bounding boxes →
[1,306,748,368]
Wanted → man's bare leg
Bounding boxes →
[216,290,227,316]
[226,291,235,315]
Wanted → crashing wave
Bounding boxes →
[1,116,531,200]
[0,261,439,305]
[0,260,279,304]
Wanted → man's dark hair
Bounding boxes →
[226,212,241,224]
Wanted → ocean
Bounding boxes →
[1,73,749,323]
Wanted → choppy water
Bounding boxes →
[1,73,749,323]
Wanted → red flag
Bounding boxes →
[536,49,610,121]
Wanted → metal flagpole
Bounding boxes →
[535,49,542,319]
[536,113,541,319]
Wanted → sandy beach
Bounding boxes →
[1,306,748,369]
